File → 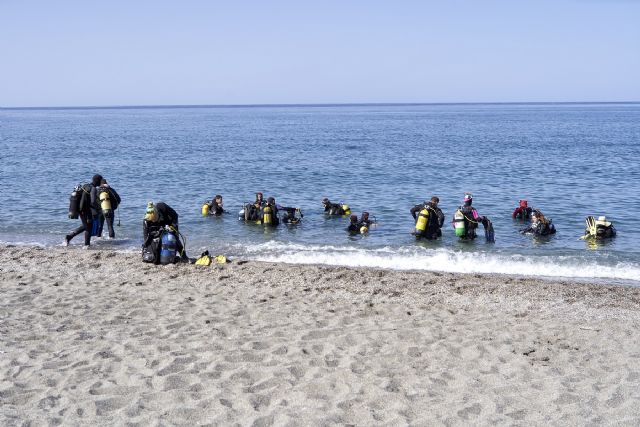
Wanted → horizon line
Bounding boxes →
[1,101,639,111]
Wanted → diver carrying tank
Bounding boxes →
[454,209,466,237]
[415,208,429,235]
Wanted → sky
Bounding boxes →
[1,0,639,107]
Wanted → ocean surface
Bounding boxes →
[1,103,639,284]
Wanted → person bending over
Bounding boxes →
[143,201,188,260]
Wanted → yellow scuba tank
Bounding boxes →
[342,204,351,215]
[99,191,112,211]
[201,203,209,216]
[263,205,272,226]
[415,208,429,233]
[454,209,466,237]
[360,225,369,234]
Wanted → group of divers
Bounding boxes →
[65,174,618,265]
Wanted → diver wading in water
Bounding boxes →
[520,209,556,236]
[411,196,445,240]
[322,198,351,216]
[582,216,616,240]
[452,193,495,242]
[65,174,103,248]
[96,178,121,239]
[202,195,224,216]
[512,199,533,220]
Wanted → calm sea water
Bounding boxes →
[1,104,639,283]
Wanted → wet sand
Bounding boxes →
[1,244,640,426]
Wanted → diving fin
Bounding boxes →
[484,219,495,243]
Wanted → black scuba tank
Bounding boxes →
[68,184,82,219]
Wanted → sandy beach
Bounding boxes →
[1,244,640,426]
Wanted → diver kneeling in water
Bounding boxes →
[411,196,444,240]
[280,206,304,224]
[347,215,361,235]
[203,195,224,216]
[322,198,351,216]
[520,209,556,236]
[583,216,616,240]
[242,192,265,221]
[452,193,494,242]
[143,202,189,262]
[347,213,372,235]
[512,200,533,220]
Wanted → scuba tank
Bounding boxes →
[159,228,178,265]
[68,184,82,219]
[342,204,351,215]
[201,202,210,216]
[99,190,112,212]
[415,208,429,235]
[454,209,466,237]
[262,205,273,226]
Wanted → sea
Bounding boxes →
[1,103,639,285]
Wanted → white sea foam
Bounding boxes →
[242,242,640,283]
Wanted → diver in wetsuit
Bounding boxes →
[96,178,121,239]
[206,195,224,216]
[453,193,488,240]
[322,198,348,215]
[244,192,265,221]
[411,196,445,239]
[143,201,188,260]
[65,174,102,247]
[520,209,556,236]
[347,214,361,235]
[512,200,533,220]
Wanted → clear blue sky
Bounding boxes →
[1,0,638,107]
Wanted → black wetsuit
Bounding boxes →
[281,207,300,224]
[207,200,224,216]
[324,202,345,215]
[513,206,533,220]
[412,202,444,239]
[521,221,556,236]
[66,183,98,246]
[347,221,360,235]
[245,197,265,221]
[97,186,121,238]
[143,202,186,257]
[458,204,482,240]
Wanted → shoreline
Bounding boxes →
[2,245,640,424]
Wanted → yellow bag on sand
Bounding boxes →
[214,255,227,264]
[195,254,211,266]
